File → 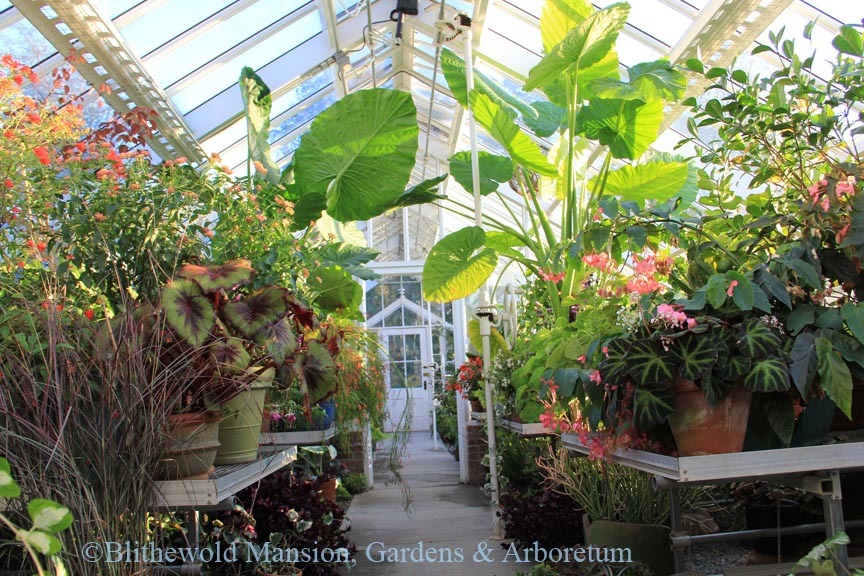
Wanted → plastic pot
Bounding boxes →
[214,368,274,466]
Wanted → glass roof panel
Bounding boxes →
[802,0,861,24]
[118,0,234,56]
[99,0,145,19]
[143,0,310,88]
[607,0,693,48]
[0,2,12,12]
[0,11,56,67]
[171,11,323,113]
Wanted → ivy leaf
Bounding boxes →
[816,336,853,419]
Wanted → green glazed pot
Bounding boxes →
[589,520,674,576]
[214,368,274,466]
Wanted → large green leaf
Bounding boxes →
[178,260,254,293]
[761,394,796,447]
[239,67,281,185]
[441,49,564,137]
[816,336,853,418]
[307,266,362,313]
[470,92,556,176]
[633,387,674,431]
[590,59,686,101]
[525,3,630,93]
[744,357,791,393]
[591,160,691,204]
[626,339,677,386]
[735,319,782,358]
[208,337,250,374]
[541,0,593,53]
[787,305,816,334]
[290,193,327,231]
[422,226,498,302]
[670,333,719,381]
[599,337,632,385]
[577,98,664,160]
[296,341,337,404]
[162,279,215,347]
[293,89,418,222]
[260,317,297,366]
[222,287,289,338]
[449,151,514,196]
[484,231,527,260]
[467,319,509,358]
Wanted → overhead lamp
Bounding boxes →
[390,0,418,45]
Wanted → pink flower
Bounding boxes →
[539,269,566,282]
[836,177,856,197]
[589,370,602,385]
[634,253,656,276]
[836,223,851,244]
[687,318,697,329]
[626,276,661,295]
[539,409,555,429]
[820,196,831,212]
[726,280,738,297]
[577,354,586,364]
[582,252,613,272]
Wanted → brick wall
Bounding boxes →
[335,430,366,475]
[465,422,488,486]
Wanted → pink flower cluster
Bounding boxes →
[582,252,614,272]
[808,176,858,212]
[655,303,696,329]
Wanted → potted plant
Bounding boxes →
[159,259,336,465]
[297,445,339,504]
[678,23,864,437]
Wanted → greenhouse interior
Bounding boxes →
[2,0,864,575]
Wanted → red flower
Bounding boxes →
[36,241,47,252]
[33,146,50,165]
[4,178,13,189]
[84,309,95,321]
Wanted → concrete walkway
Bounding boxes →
[345,432,522,576]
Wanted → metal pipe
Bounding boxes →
[462,17,502,540]
[671,519,864,548]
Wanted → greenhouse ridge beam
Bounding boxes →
[12,0,206,164]
[661,0,795,132]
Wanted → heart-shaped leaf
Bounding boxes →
[222,287,289,338]
[577,98,664,160]
[391,175,448,208]
[162,279,215,347]
[294,89,419,222]
[28,499,73,533]
[591,160,691,204]
[540,0,593,53]
[422,227,498,302]
[449,151,514,196]
[307,266,362,313]
[525,3,630,93]
[178,260,254,293]
[590,59,686,101]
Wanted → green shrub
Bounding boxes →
[341,472,367,495]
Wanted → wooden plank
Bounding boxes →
[150,447,297,509]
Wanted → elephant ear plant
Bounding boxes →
[160,259,338,405]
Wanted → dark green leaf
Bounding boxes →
[223,287,289,338]
[787,305,816,335]
[626,339,677,385]
[788,258,821,289]
[727,270,754,311]
[744,357,791,393]
[736,319,782,358]
[763,395,795,447]
[816,336,853,418]
[307,266,362,313]
[670,333,719,381]
[756,268,792,310]
[449,151,514,195]
[842,302,864,345]
[705,273,728,309]
[632,387,674,431]
[391,175,448,208]
[178,260,254,293]
[553,367,580,397]
[161,279,215,347]
[599,337,632,385]
[790,332,817,396]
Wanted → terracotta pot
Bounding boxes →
[318,477,338,503]
[667,377,751,456]
[156,411,221,480]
